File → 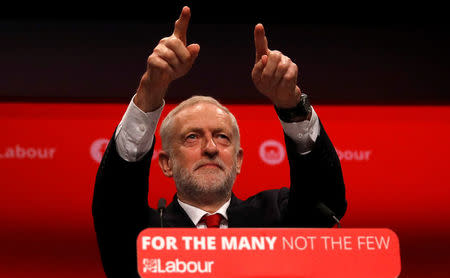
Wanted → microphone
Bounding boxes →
[158,198,166,228]
[316,202,341,228]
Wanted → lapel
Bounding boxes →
[227,193,263,227]
[163,192,265,228]
[163,194,196,227]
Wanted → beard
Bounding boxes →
[172,157,237,206]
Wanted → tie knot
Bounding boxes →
[201,214,223,228]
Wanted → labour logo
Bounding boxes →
[90,138,109,163]
[143,258,158,273]
[259,139,285,165]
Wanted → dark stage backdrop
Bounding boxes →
[1,20,449,104]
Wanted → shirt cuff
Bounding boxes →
[114,94,164,162]
[279,106,320,155]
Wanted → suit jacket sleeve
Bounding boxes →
[92,130,159,278]
[284,119,347,227]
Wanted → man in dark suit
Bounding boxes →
[92,6,346,278]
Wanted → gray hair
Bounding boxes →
[159,96,240,154]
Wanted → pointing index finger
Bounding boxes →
[254,23,269,63]
[173,6,191,45]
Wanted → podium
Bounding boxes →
[137,228,401,277]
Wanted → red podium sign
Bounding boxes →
[137,228,400,278]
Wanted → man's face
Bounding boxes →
[159,102,243,205]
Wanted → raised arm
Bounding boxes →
[250,24,346,227]
[134,6,200,112]
[92,7,200,277]
[251,23,303,110]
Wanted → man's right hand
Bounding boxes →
[134,6,200,112]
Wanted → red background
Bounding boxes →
[1,103,449,277]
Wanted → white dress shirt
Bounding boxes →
[178,199,230,228]
[114,94,321,227]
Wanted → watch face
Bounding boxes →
[298,94,311,115]
[301,94,310,108]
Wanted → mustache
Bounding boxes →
[193,159,226,171]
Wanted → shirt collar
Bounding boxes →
[177,198,230,226]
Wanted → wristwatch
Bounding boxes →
[275,93,312,123]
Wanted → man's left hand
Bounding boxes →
[252,23,301,109]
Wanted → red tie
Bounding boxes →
[201,214,223,228]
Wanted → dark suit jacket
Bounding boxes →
[92,121,346,278]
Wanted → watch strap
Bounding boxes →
[275,93,312,123]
